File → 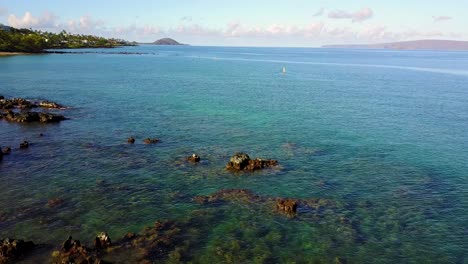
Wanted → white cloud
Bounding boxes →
[313,8,324,17]
[8,11,58,29]
[328,7,373,22]
[3,11,465,45]
[432,16,452,22]
[66,15,105,34]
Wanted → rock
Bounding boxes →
[39,101,64,109]
[94,232,111,250]
[0,95,4,100]
[55,236,104,264]
[38,112,66,123]
[226,152,251,170]
[186,154,200,163]
[143,138,159,144]
[0,238,35,262]
[3,111,66,123]
[226,153,278,171]
[47,198,64,208]
[5,111,39,123]
[276,198,298,215]
[19,141,29,149]
[39,133,44,137]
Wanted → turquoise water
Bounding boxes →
[1,46,468,263]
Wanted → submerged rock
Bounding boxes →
[186,154,201,163]
[194,189,338,219]
[94,232,111,250]
[143,138,160,144]
[127,137,135,144]
[226,152,278,171]
[47,198,65,208]
[0,238,35,262]
[276,198,298,215]
[19,141,29,149]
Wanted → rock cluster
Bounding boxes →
[0,96,67,124]
[0,97,64,110]
[52,235,108,264]
[2,111,66,123]
[0,238,35,263]
[226,153,278,171]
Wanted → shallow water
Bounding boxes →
[1,46,468,263]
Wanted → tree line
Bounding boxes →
[0,25,136,53]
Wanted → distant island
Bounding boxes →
[152,38,184,45]
[0,24,136,53]
[322,40,468,51]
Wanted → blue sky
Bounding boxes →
[0,0,466,46]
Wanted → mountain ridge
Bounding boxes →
[322,39,468,51]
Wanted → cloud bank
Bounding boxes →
[3,10,464,46]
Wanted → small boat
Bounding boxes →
[282,66,286,73]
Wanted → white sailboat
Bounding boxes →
[282,66,286,73]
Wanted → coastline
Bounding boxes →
[0,52,34,56]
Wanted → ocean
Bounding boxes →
[1,46,467,263]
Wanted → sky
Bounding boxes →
[0,0,467,47]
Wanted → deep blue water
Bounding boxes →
[1,46,468,263]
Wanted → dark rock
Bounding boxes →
[54,236,104,264]
[143,138,159,144]
[3,111,66,123]
[0,95,4,100]
[0,238,35,262]
[94,232,111,250]
[19,141,29,149]
[276,198,298,215]
[39,101,64,109]
[47,198,64,208]
[39,133,44,137]
[226,152,250,170]
[226,153,278,171]
[127,137,135,144]
[186,154,200,163]
[38,112,66,123]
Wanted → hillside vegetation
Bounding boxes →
[0,24,136,53]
